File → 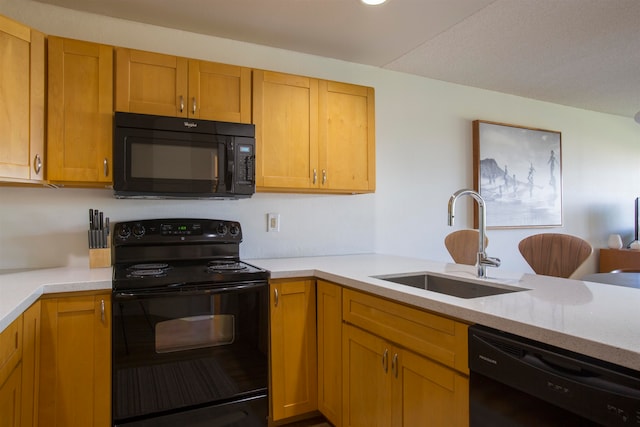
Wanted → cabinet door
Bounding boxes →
[188,60,251,123]
[115,48,188,117]
[342,324,391,427]
[0,363,22,427]
[39,294,111,427]
[47,37,113,184]
[21,301,41,427]
[319,81,375,192]
[253,70,319,190]
[392,348,469,427]
[269,279,317,421]
[0,314,22,389]
[316,280,342,427]
[0,16,44,183]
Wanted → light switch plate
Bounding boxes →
[267,213,280,232]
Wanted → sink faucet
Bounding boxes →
[447,189,501,278]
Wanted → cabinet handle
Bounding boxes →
[180,95,184,113]
[322,169,327,185]
[382,348,388,373]
[33,154,42,175]
[274,288,279,307]
[192,97,197,114]
[100,299,105,323]
[313,169,317,184]
[103,158,109,177]
[392,353,398,378]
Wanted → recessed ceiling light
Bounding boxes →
[361,0,388,5]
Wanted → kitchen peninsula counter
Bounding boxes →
[1,254,638,371]
[247,254,640,371]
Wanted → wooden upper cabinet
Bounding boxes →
[253,70,319,190]
[115,48,251,123]
[0,15,45,183]
[47,37,113,184]
[189,60,251,123]
[253,70,375,194]
[319,81,375,193]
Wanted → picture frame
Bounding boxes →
[473,120,562,229]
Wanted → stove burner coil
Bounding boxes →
[206,260,247,272]
[127,263,170,278]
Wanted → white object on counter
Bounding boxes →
[630,240,640,250]
[608,234,623,249]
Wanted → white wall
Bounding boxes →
[1,0,639,275]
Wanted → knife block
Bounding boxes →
[89,247,111,269]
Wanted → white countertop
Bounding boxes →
[0,266,112,332]
[1,254,639,371]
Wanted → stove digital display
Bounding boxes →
[161,223,202,236]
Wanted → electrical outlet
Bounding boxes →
[267,213,280,232]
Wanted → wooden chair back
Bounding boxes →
[518,233,592,278]
[445,229,488,265]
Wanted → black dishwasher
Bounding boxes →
[469,325,640,426]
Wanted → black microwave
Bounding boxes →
[113,112,255,199]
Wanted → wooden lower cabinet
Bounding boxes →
[342,288,469,427]
[38,293,111,427]
[21,301,40,427]
[0,362,22,427]
[316,280,342,427]
[269,279,318,421]
[0,314,23,427]
[343,324,468,427]
[0,301,40,427]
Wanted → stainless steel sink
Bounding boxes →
[372,273,527,299]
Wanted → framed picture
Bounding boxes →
[473,120,562,229]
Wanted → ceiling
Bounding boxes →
[35,0,640,119]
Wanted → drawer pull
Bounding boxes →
[274,288,279,307]
[382,348,388,373]
[100,299,105,323]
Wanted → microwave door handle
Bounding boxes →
[227,143,235,193]
[228,159,235,193]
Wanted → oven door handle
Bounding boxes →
[113,281,267,299]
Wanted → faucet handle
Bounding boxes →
[480,256,501,268]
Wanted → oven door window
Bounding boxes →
[155,314,235,353]
[112,284,268,423]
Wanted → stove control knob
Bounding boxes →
[229,224,240,236]
[216,223,228,236]
[132,224,146,238]
[117,224,131,239]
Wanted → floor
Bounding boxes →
[282,416,331,427]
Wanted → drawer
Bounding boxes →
[0,315,23,387]
[342,288,468,374]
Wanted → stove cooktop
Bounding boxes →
[111,219,269,293]
[112,259,269,292]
